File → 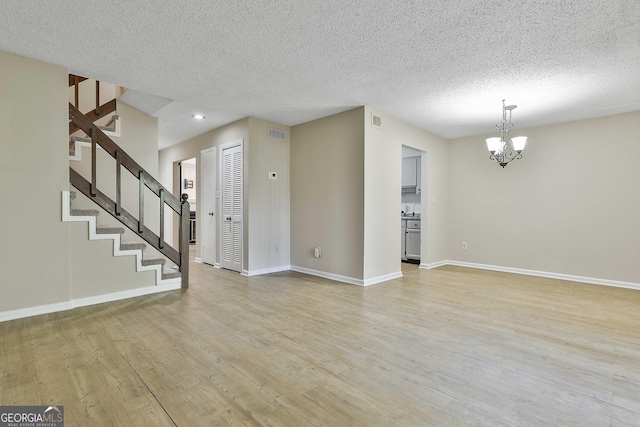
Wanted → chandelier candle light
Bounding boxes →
[486,100,527,168]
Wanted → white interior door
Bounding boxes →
[200,147,216,266]
[221,143,243,272]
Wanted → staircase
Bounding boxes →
[62,191,182,284]
[65,75,190,288]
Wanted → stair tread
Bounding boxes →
[70,209,100,217]
[162,271,182,280]
[120,242,146,251]
[142,258,166,266]
[70,136,91,143]
[96,227,125,234]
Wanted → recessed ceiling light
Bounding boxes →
[192,114,205,120]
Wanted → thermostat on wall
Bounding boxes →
[269,171,277,180]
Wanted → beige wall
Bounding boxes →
[290,107,365,281]
[158,118,250,262]
[158,117,291,274]
[160,117,290,274]
[364,107,450,280]
[448,111,640,284]
[0,51,70,312]
[247,118,291,272]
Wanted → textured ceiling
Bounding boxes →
[1,1,639,149]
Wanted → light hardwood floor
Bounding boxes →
[2,257,640,426]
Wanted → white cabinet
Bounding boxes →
[402,156,421,194]
[405,220,421,260]
[401,220,407,260]
[402,157,417,187]
[401,219,421,261]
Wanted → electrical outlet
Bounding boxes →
[462,242,468,250]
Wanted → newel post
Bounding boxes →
[180,193,190,288]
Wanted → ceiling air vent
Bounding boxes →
[372,113,382,128]
[267,128,286,141]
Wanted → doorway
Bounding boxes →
[179,158,197,244]
[401,145,426,265]
[200,147,217,266]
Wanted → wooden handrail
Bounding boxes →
[69,103,183,214]
[69,102,190,287]
[70,168,182,266]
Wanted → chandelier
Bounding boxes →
[486,100,527,168]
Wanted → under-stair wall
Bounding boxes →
[67,204,164,302]
[64,191,180,304]
[0,51,71,319]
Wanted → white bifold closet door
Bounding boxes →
[221,144,242,272]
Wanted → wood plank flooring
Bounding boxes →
[3,257,640,426]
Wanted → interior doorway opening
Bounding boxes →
[179,158,197,244]
[401,145,426,266]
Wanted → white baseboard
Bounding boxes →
[194,257,203,264]
[291,266,403,286]
[0,301,74,323]
[0,283,183,323]
[243,265,292,277]
[288,266,358,286]
[438,260,640,291]
[421,260,447,269]
[363,271,403,286]
[72,282,182,308]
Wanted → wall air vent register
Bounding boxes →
[267,128,286,141]
[372,113,382,128]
